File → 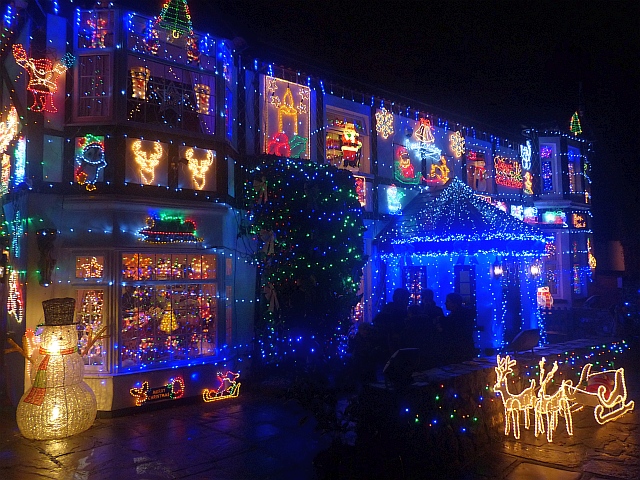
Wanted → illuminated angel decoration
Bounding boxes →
[185,148,214,190]
[12,44,75,113]
[132,140,163,185]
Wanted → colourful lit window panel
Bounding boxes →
[178,146,216,191]
[125,138,168,186]
[573,265,582,294]
[523,207,538,224]
[121,253,216,281]
[573,213,586,228]
[77,10,115,49]
[76,289,106,369]
[465,150,487,192]
[540,145,553,159]
[354,176,366,207]
[126,56,216,134]
[263,76,310,159]
[541,161,553,192]
[75,256,104,278]
[542,210,566,225]
[120,283,218,370]
[494,156,523,189]
[568,162,576,193]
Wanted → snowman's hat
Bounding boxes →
[42,297,77,326]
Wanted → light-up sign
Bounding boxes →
[572,213,586,228]
[520,140,532,170]
[494,156,523,189]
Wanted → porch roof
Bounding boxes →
[376,178,547,256]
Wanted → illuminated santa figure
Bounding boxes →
[12,44,75,113]
[16,298,97,440]
[341,123,362,168]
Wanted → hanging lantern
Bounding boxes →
[16,298,97,440]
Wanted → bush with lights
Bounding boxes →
[244,155,366,370]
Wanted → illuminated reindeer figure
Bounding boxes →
[494,355,537,439]
[132,140,163,185]
[534,357,575,442]
[185,148,213,190]
[565,363,635,425]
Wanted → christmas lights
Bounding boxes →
[414,118,434,143]
[138,215,203,244]
[184,147,214,190]
[395,146,420,184]
[0,106,19,154]
[494,355,537,439]
[130,67,150,99]
[570,111,582,136]
[387,184,404,215]
[534,357,574,442]
[520,140,532,170]
[427,155,450,184]
[76,256,105,278]
[132,139,164,185]
[341,123,362,168]
[450,130,465,157]
[75,135,106,191]
[16,298,97,440]
[375,107,394,139]
[130,376,185,406]
[202,371,241,402]
[12,44,75,113]
[494,156,523,189]
[194,83,210,114]
[7,269,23,323]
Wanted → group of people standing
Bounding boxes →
[350,287,476,382]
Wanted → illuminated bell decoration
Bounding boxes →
[413,118,434,143]
[12,44,75,113]
[130,67,150,100]
[16,298,97,440]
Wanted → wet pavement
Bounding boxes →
[1,350,639,479]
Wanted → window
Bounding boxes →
[76,54,111,119]
[76,289,106,370]
[120,253,219,370]
[403,266,427,305]
[77,10,115,49]
[540,144,555,193]
[127,56,215,134]
[465,150,487,192]
[325,109,369,173]
[454,265,476,310]
[76,256,105,278]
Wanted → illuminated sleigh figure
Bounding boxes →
[202,371,241,402]
[565,363,635,425]
[493,355,537,439]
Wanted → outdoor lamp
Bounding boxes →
[530,263,542,277]
[492,258,503,279]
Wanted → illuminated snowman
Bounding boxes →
[16,298,97,439]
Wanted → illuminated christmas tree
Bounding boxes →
[158,0,193,37]
[570,111,582,136]
[245,156,366,365]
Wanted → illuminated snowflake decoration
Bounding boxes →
[450,131,465,158]
[375,107,394,139]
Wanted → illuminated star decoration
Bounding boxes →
[12,44,75,113]
[450,130,465,158]
[375,107,394,139]
[185,148,214,190]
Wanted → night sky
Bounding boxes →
[127,1,640,254]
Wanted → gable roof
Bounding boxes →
[377,178,547,256]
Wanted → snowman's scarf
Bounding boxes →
[22,346,77,406]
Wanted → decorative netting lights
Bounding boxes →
[16,298,97,440]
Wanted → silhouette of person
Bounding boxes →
[441,293,476,364]
[373,287,410,356]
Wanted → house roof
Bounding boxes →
[377,178,547,257]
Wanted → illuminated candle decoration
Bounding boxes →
[16,298,97,440]
[520,140,532,170]
[132,139,164,185]
[130,67,150,99]
[194,83,210,114]
[413,118,434,143]
[202,371,241,402]
[450,130,465,157]
[7,269,23,323]
[587,238,596,270]
[75,135,106,191]
[139,215,203,244]
[570,111,582,136]
[375,107,394,139]
[354,175,366,207]
[183,147,214,190]
[387,184,404,215]
[494,156,523,189]
[130,376,185,406]
[341,123,362,168]
[12,44,75,113]
[263,76,310,159]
